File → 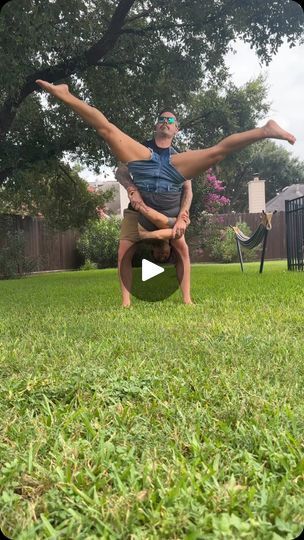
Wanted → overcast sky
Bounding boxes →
[225,37,304,162]
[80,35,304,183]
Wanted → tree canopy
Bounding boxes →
[222,139,304,210]
[186,75,304,213]
[0,0,303,224]
[0,160,114,229]
[1,0,303,178]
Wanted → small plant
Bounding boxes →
[79,259,98,271]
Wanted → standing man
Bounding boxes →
[116,110,193,307]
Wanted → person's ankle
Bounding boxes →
[183,297,193,305]
[261,123,270,138]
[122,294,131,307]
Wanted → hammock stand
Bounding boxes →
[230,211,276,273]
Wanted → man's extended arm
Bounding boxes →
[115,164,147,210]
[172,179,193,238]
[179,179,193,219]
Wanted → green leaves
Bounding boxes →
[1,0,303,226]
[0,161,112,229]
[1,0,303,174]
[77,216,121,267]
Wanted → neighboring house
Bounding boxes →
[87,179,129,217]
[266,184,304,212]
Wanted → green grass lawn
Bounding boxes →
[0,261,303,539]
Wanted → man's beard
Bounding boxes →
[157,126,173,139]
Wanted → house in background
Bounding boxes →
[87,179,129,217]
[266,184,304,212]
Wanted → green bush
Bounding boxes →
[206,221,261,263]
[77,217,121,268]
[0,230,38,279]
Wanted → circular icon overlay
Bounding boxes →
[120,240,184,302]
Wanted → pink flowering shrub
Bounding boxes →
[190,171,259,262]
[203,169,230,213]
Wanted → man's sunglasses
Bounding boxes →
[158,116,176,124]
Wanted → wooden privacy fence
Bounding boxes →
[0,212,287,271]
[0,215,80,271]
[188,212,286,263]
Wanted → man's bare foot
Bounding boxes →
[36,80,70,100]
[263,120,296,145]
[122,302,131,308]
[183,299,194,305]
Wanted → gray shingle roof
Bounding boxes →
[266,184,304,212]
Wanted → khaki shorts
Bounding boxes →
[119,209,141,243]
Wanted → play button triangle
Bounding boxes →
[142,259,164,282]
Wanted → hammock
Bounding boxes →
[230,211,276,273]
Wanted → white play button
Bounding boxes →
[120,240,184,302]
[142,259,164,282]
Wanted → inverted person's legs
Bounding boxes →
[171,120,296,179]
[98,122,151,163]
[36,80,151,163]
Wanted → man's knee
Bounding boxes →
[172,241,190,264]
[118,242,136,265]
[172,238,189,255]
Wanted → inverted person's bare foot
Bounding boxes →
[263,120,296,145]
[36,80,70,100]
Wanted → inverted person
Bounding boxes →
[35,80,296,188]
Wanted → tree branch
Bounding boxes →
[121,21,194,35]
[126,9,151,23]
[0,0,137,142]
[58,164,77,186]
